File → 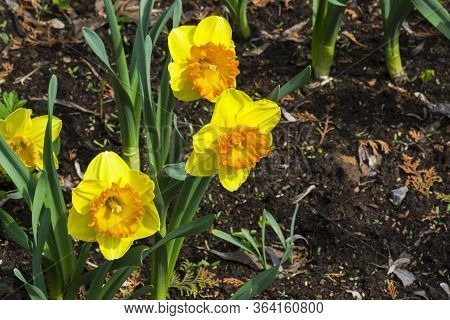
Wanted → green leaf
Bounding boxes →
[43,75,74,284]
[268,66,311,102]
[64,243,92,299]
[145,214,216,259]
[240,228,262,258]
[148,0,182,46]
[163,163,187,181]
[157,57,175,165]
[82,28,112,68]
[327,0,347,6]
[0,135,32,206]
[230,265,278,300]
[14,268,47,300]
[0,208,30,250]
[32,208,51,294]
[99,266,136,300]
[104,0,130,90]
[166,176,212,273]
[263,210,286,249]
[411,0,450,39]
[127,285,152,299]
[31,173,47,242]
[168,114,186,164]
[111,245,149,270]
[0,32,8,44]
[230,245,293,300]
[86,261,113,300]
[212,229,254,255]
[138,0,156,34]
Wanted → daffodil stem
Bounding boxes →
[385,34,406,83]
[48,271,63,300]
[165,177,212,289]
[237,2,251,40]
[381,0,412,83]
[122,146,140,171]
[150,234,168,300]
[312,43,336,79]
[311,0,347,79]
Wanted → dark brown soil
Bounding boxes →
[0,0,449,300]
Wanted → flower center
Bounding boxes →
[218,126,270,169]
[89,183,144,238]
[9,136,39,169]
[186,43,239,101]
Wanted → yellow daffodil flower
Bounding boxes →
[0,108,61,170]
[185,89,280,191]
[168,16,240,102]
[68,151,160,260]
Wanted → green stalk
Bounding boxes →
[122,145,140,171]
[147,177,211,300]
[104,0,140,170]
[311,0,348,78]
[166,177,211,286]
[150,233,169,300]
[384,32,406,82]
[104,0,130,91]
[381,0,413,83]
[238,0,251,39]
[222,0,251,39]
[48,265,63,300]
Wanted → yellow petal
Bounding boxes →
[68,208,97,242]
[168,62,201,102]
[193,16,233,48]
[119,170,155,205]
[218,166,250,192]
[27,116,62,145]
[96,234,133,260]
[168,25,196,61]
[192,123,220,153]
[236,99,280,134]
[34,151,44,171]
[5,108,32,136]
[211,89,252,126]
[186,150,218,176]
[0,120,8,139]
[133,202,160,240]
[83,151,130,184]
[72,180,109,215]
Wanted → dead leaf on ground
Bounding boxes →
[281,20,310,42]
[210,250,263,270]
[251,0,272,8]
[242,42,271,57]
[346,290,363,300]
[414,92,450,117]
[341,30,367,48]
[439,283,450,298]
[345,8,358,20]
[295,111,319,123]
[281,107,297,122]
[413,290,429,300]
[388,253,416,287]
[358,140,390,177]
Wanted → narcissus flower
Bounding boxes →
[185,89,280,191]
[0,108,61,170]
[68,151,160,260]
[168,16,239,102]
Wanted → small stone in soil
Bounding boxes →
[390,186,408,206]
